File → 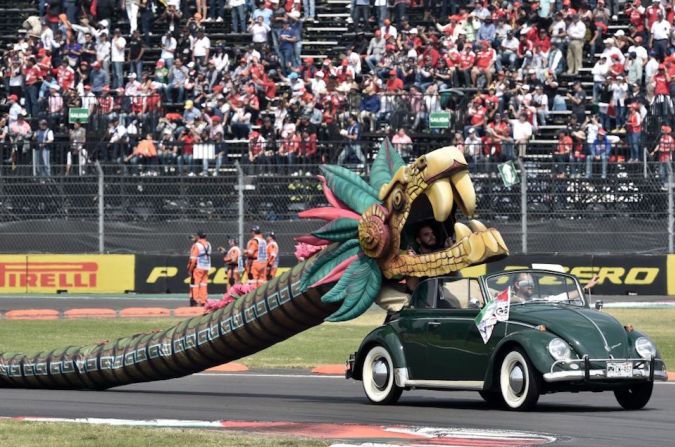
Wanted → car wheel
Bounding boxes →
[362,345,402,405]
[614,382,653,410]
[479,390,504,407]
[499,348,540,410]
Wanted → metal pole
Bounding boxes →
[235,161,244,249]
[643,144,648,179]
[668,164,673,254]
[96,161,104,254]
[518,159,527,254]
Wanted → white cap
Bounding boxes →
[315,71,324,77]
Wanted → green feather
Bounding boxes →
[369,138,406,193]
[300,239,361,291]
[311,218,359,242]
[320,165,380,214]
[322,256,382,322]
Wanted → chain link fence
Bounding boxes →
[0,160,672,256]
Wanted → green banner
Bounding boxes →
[429,111,450,129]
[68,108,89,124]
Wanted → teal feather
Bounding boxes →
[320,165,380,214]
[322,256,382,322]
[369,138,405,193]
[311,218,359,242]
[300,240,361,291]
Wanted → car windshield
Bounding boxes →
[485,271,586,307]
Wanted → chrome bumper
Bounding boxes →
[543,356,668,383]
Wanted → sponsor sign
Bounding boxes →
[0,255,134,293]
[466,254,668,296]
[136,255,292,294]
[429,111,450,129]
[68,108,89,124]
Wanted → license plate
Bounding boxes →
[606,361,633,378]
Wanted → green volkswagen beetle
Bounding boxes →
[346,270,668,411]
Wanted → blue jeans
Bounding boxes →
[337,143,366,165]
[132,60,143,80]
[586,155,608,179]
[209,0,225,19]
[232,5,247,33]
[271,28,282,58]
[25,84,40,118]
[168,85,185,103]
[280,47,294,73]
[303,0,316,19]
[112,62,124,89]
[395,3,407,26]
[178,154,194,174]
[376,6,389,26]
[628,131,641,161]
[39,148,51,177]
[293,41,302,67]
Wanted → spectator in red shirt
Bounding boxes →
[458,45,475,87]
[651,125,674,187]
[23,57,42,118]
[471,40,495,87]
[553,130,574,177]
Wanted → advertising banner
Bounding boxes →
[468,254,668,296]
[0,254,134,293]
[135,255,293,294]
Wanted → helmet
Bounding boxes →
[250,225,261,233]
[266,232,276,239]
[196,230,206,238]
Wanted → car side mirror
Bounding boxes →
[595,300,604,311]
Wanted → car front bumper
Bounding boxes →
[543,356,668,383]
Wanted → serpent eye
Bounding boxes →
[416,156,427,171]
[392,187,405,211]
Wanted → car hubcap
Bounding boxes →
[372,358,389,390]
[509,364,525,396]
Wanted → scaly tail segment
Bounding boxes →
[0,255,339,390]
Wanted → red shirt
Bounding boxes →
[98,95,114,114]
[627,110,641,133]
[628,8,645,33]
[645,5,661,30]
[475,48,495,69]
[56,65,75,90]
[23,65,42,86]
[445,50,460,68]
[249,137,264,156]
[470,106,487,126]
[656,135,674,162]
[654,73,670,95]
[386,76,404,92]
[459,51,475,70]
[182,134,195,155]
[557,135,573,154]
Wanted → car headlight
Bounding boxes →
[635,337,656,359]
[548,338,572,361]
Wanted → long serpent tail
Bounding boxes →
[0,256,338,390]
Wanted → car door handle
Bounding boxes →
[427,321,440,328]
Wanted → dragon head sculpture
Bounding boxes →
[297,140,509,322]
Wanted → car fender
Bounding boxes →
[351,325,407,381]
[483,329,558,390]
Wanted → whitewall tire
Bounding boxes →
[499,348,540,410]
[362,345,402,405]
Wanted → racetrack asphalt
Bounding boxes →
[0,294,671,312]
[0,372,672,447]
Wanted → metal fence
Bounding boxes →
[0,160,671,256]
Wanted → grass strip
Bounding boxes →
[0,420,328,447]
[0,309,671,370]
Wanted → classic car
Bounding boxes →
[346,270,668,410]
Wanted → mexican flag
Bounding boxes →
[475,287,511,343]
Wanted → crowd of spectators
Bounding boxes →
[0,0,672,180]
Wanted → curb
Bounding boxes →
[206,363,249,373]
[311,364,345,375]
[669,372,675,381]
[0,307,206,320]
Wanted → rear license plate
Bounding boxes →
[607,362,633,378]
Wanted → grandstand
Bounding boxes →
[0,0,672,256]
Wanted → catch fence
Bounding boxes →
[0,160,671,256]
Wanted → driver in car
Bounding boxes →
[511,272,535,303]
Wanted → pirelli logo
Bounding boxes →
[0,262,98,289]
[0,255,134,293]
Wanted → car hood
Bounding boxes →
[510,305,630,359]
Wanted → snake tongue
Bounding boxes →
[424,178,454,222]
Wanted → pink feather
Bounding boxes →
[309,255,358,288]
[299,207,360,221]
[204,283,258,313]
[294,242,326,261]
[295,234,331,246]
[317,175,350,210]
